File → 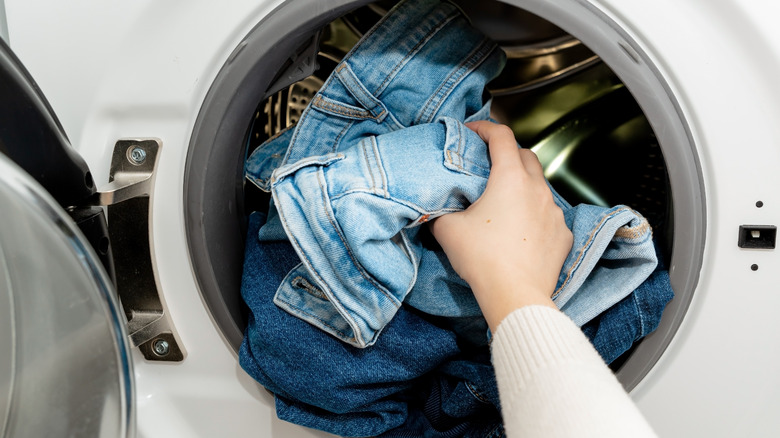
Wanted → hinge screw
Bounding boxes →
[128,146,147,164]
[152,339,170,356]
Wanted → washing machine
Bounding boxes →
[1,0,779,436]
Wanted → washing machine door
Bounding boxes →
[0,39,135,438]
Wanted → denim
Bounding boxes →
[240,212,672,436]
[582,243,675,364]
[245,0,659,349]
[239,212,501,437]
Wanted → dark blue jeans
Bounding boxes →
[582,243,674,364]
[239,211,673,436]
[240,212,502,437]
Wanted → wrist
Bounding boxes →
[471,281,557,331]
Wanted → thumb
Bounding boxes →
[465,120,522,171]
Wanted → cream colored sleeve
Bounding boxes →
[491,305,658,438]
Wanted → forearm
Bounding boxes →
[491,306,658,438]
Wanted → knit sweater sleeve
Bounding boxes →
[491,305,658,438]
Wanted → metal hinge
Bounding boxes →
[97,139,185,362]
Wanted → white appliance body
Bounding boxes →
[4,0,780,436]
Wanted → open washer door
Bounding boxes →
[0,38,135,438]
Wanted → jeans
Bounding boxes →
[239,212,502,437]
[240,212,673,436]
[245,0,659,348]
[582,242,675,364]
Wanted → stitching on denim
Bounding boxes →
[614,218,651,240]
[452,154,490,173]
[464,381,492,404]
[274,193,363,343]
[273,154,345,181]
[633,292,648,336]
[374,10,459,96]
[360,139,379,194]
[554,207,632,297]
[275,294,352,341]
[328,0,409,72]
[485,423,504,438]
[245,175,270,193]
[264,123,295,143]
[314,169,400,305]
[332,120,353,154]
[313,95,374,120]
[337,63,388,121]
[370,136,390,198]
[274,186,369,347]
[457,119,465,168]
[291,276,328,300]
[280,75,335,165]
[417,38,497,124]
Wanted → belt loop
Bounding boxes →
[335,63,389,123]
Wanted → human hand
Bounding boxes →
[430,121,573,330]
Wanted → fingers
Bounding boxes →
[466,121,544,180]
[518,148,544,180]
[465,121,522,170]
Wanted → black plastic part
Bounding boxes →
[738,225,777,249]
[0,38,96,208]
[68,206,117,286]
[108,197,161,321]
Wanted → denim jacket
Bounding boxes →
[245,0,658,348]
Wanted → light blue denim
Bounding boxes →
[245,0,658,348]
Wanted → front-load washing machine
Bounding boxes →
[1,0,779,436]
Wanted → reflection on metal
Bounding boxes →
[490,37,601,96]
[98,139,159,205]
[99,139,185,362]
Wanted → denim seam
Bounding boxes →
[274,294,353,341]
[264,123,295,143]
[553,207,632,298]
[327,189,463,228]
[280,84,321,165]
[291,276,328,300]
[314,169,399,304]
[416,37,498,124]
[373,11,460,96]
[633,292,648,336]
[273,171,399,347]
[452,155,490,173]
[246,174,270,193]
[360,139,380,194]
[331,119,354,154]
[613,218,651,240]
[443,119,465,170]
[273,154,346,182]
[370,136,390,198]
[464,381,492,405]
[328,0,415,73]
[485,423,505,438]
[335,63,388,122]
[312,95,376,120]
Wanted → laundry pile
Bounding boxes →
[239,0,674,436]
